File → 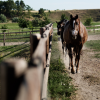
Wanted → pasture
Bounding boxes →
[0,23,40,62]
[0,20,100,100]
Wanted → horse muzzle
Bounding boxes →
[71,30,78,39]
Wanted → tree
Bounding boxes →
[39,16,50,27]
[84,17,93,26]
[15,0,20,15]
[1,25,8,33]
[18,17,29,28]
[0,14,7,23]
[12,17,19,22]
[38,8,44,17]
[4,0,15,17]
[61,14,67,20]
[25,5,33,17]
[25,5,33,11]
[0,1,4,14]
[20,0,25,11]
[32,17,40,27]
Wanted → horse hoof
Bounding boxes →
[68,67,71,70]
[76,70,80,73]
[71,69,75,74]
[71,71,76,74]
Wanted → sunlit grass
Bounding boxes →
[85,40,100,58]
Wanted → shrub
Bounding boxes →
[18,18,29,28]
[39,17,50,27]
[38,8,44,17]
[0,14,7,23]
[12,17,19,22]
[32,17,40,27]
[61,14,67,20]
[48,58,76,99]
[84,17,93,26]
[1,25,8,32]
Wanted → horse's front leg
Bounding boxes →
[76,46,82,73]
[69,47,75,74]
[76,53,80,73]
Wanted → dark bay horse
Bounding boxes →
[63,14,88,74]
[56,19,69,50]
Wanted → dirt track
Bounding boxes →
[58,34,100,100]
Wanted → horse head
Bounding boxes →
[56,19,67,35]
[69,14,80,39]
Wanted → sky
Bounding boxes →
[2,0,100,11]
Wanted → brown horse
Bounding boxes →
[63,14,88,74]
[56,19,69,51]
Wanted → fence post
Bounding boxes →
[8,30,9,36]
[40,28,44,37]
[30,33,41,58]
[3,32,5,46]
[94,25,95,33]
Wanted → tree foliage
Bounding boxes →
[39,8,45,17]
[32,18,40,27]
[18,17,29,28]
[84,17,93,26]
[61,14,67,20]
[39,17,50,27]
[1,25,8,32]
[12,17,19,22]
[0,14,7,23]
[0,0,32,17]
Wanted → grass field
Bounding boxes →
[85,40,100,58]
[0,43,30,62]
[0,23,40,33]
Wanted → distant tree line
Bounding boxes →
[0,0,33,18]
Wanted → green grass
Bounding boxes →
[0,23,40,33]
[48,32,76,100]
[85,40,100,58]
[0,43,30,62]
[91,22,100,25]
[53,23,57,28]
[0,33,30,42]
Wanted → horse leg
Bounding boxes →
[69,47,75,74]
[63,42,66,56]
[76,46,82,73]
[76,53,80,73]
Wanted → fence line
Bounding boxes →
[53,24,100,33]
[0,23,53,100]
[0,30,40,46]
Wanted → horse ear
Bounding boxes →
[70,15,72,19]
[75,14,78,19]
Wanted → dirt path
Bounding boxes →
[58,35,100,100]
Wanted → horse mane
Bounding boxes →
[57,19,67,25]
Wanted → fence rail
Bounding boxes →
[53,24,100,33]
[0,23,53,100]
[0,30,40,46]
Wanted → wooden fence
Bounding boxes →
[0,23,53,100]
[53,25,100,33]
[86,25,100,33]
[0,29,40,46]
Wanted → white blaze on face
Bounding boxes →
[72,20,78,36]
[73,20,75,28]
